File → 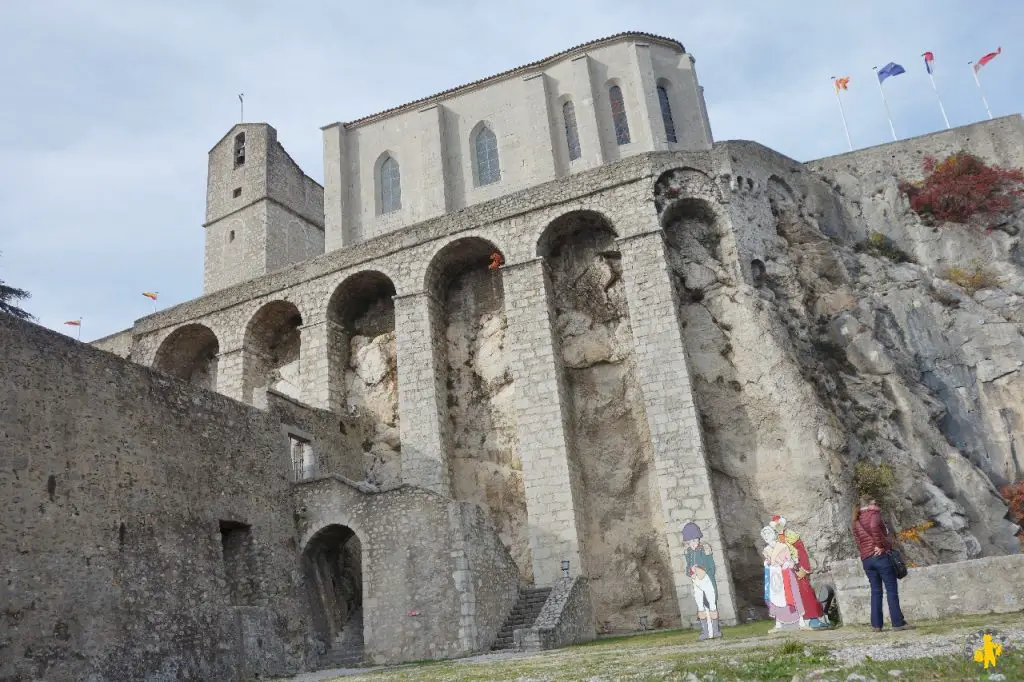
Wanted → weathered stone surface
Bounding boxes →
[517,577,597,651]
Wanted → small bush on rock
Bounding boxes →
[941,260,1003,295]
[854,232,912,263]
[898,152,1024,229]
[854,462,895,502]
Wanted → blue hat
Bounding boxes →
[681,522,703,541]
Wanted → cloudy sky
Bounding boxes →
[1,0,1019,341]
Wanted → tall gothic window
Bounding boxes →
[657,86,678,143]
[474,126,500,186]
[609,85,630,145]
[563,100,581,161]
[379,155,401,214]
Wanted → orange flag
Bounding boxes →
[834,76,850,93]
[142,292,158,301]
[64,320,81,326]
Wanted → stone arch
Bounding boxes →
[539,209,680,630]
[152,323,220,391]
[242,300,303,405]
[303,524,364,663]
[536,209,618,260]
[424,236,529,581]
[661,197,729,297]
[750,258,767,288]
[326,271,400,486]
[653,167,720,218]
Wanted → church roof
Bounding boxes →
[329,31,685,130]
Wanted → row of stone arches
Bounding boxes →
[156,176,734,629]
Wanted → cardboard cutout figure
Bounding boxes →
[768,515,829,630]
[760,526,803,630]
[682,522,721,640]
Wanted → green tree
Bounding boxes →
[0,252,34,321]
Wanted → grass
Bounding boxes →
[305,613,1024,682]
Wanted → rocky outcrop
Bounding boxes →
[444,267,529,583]
[655,147,1023,614]
[547,217,679,631]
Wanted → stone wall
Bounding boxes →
[831,555,1024,625]
[0,315,313,682]
[293,479,518,665]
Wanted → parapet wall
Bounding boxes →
[0,315,320,682]
[831,555,1024,626]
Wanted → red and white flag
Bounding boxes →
[974,47,1002,73]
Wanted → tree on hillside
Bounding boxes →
[0,252,35,321]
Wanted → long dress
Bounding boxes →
[765,565,802,624]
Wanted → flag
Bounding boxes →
[877,62,906,83]
[64,320,81,326]
[974,47,1002,73]
[142,292,158,301]
[923,52,935,75]
[834,76,850,93]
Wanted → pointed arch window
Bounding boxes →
[563,101,581,161]
[233,132,246,168]
[474,126,500,186]
[609,85,630,145]
[379,155,401,214]
[658,86,677,143]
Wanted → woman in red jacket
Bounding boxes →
[852,497,912,632]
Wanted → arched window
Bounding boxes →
[563,101,581,161]
[609,85,630,145]
[379,155,401,214]
[233,132,246,168]
[474,126,500,186]
[657,86,677,143]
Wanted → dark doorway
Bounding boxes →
[303,525,363,664]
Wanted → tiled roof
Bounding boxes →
[331,31,685,129]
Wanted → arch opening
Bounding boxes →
[242,300,303,405]
[327,271,400,486]
[426,237,530,582]
[541,210,679,630]
[303,525,363,661]
[152,324,220,391]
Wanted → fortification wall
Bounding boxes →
[0,315,314,682]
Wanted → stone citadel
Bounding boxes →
[3,31,1023,681]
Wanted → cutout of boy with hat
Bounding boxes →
[682,521,721,640]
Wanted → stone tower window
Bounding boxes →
[233,132,246,168]
[562,101,581,161]
[609,85,630,145]
[473,125,501,186]
[379,155,401,214]
[657,85,677,143]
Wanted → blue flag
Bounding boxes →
[877,62,906,83]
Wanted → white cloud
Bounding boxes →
[1,0,1019,340]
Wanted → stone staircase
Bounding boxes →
[319,608,364,669]
[490,586,552,651]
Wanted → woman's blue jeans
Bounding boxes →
[862,554,906,628]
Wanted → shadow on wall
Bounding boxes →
[152,323,220,391]
[538,209,680,631]
[243,300,303,405]
[303,524,363,657]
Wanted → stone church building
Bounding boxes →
[4,30,1023,682]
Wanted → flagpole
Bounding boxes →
[923,55,951,130]
[77,318,82,341]
[873,67,898,141]
[968,63,994,120]
[239,93,245,122]
[831,77,853,151]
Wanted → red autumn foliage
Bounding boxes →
[1000,481,1024,544]
[897,152,1024,228]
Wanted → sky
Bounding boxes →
[1,0,1019,342]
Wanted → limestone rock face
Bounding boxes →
[548,220,679,632]
[656,157,1023,614]
[346,331,400,488]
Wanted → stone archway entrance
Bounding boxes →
[303,525,363,666]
